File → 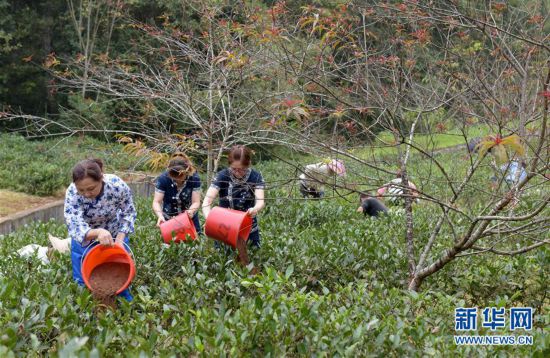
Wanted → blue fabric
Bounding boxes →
[501,161,527,184]
[155,171,201,217]
[247,229,260,247]
[191,213,202,235]
[71,237,133,301]
[64,174,137,244]
[361,197,388,217]
[299,181,324,198]
[210,169,265,212]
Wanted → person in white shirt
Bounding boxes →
[299,159,346,198]
[377,171,419,205]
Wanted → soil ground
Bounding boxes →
[0,190,62,218]
[0,171,155,219]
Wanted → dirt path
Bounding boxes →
[0,190,62,218]
[0,171,156,219]
[431,143,465,155]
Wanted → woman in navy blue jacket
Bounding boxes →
[202,145,265,248]
[152,154,202,233]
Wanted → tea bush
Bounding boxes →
[0,142,548,356]
[0,194,548,356]
[0,134,145,196]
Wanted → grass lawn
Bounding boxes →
[350,126,490,159]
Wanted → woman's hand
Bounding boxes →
[153,192,166,227]
[156,215,166,227]
[186,209,197,218]
[97,229,114,246]
[247,207,259,217]
[248,188,265,217]
[115,232,126,245]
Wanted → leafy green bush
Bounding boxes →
[0,194,547,356]
[0,134,146,196]
[0,138,547,355]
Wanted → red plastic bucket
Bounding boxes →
[81,243,136,295]
[160,213,197,243]
[204,207,253,248]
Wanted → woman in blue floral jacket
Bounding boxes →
[64,158,137,301]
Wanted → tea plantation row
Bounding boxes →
[0,150,548,356]
[1,203,548,355]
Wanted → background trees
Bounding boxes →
[264,0,550,291]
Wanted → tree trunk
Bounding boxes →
[408,275,424,291]
[42,6,57,113]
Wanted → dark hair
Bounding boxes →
[168,153,195,176]
[72,159,104,183]
[228,145,252,166]
[359,192,369,203]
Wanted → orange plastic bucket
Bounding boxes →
[160,213,197,243]
[81,243,136,295]
[204,207,253,248]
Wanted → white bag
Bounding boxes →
[17,244,50,264]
